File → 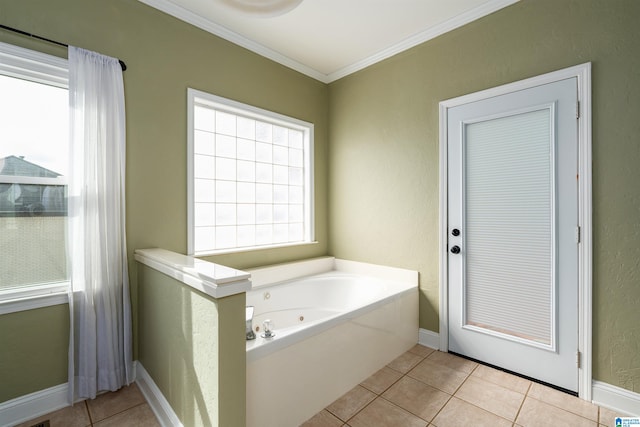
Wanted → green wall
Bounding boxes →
[328,0,640,392]
[0,0,328,403]
[0,304,69,402]
[1,0,639,405]
[138,265,245,426]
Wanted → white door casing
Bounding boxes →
[438,63,592,398]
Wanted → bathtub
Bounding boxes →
[245,257,418,427]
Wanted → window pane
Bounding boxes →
[273,185,288,204]
[216,134,236,158]
[215,157,236,181]
[194,106,215,132]
[256,142,272,163]
[237,225,256,247]
[256,122,272,142]
[273,145,288,165]
[194,203,215,226]
[216,226,236,249]
[237,204,255,225]
[273,126,288,146]
[215,204,236,225]
[194,226,215,252]
[237,138,255,161]
[194,130,215,155]
[237,116,255,139]
[237,182,255,203]
[256,163,272,183]
[194,179,215,202]
[237,160,256,182]
[289,130,303,149]
[273,165,288,184]
[195,155,216,179]
[0,73,69,291]
[256,204,273,224]
[189,91,313,254]
[216,111,236,136]
[216,181,236,203]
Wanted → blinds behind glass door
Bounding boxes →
[464,108,554,346]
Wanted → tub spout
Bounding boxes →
[246,306,256,340]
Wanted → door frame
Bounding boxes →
[438,63,592,399]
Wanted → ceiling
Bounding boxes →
[139,0,519,83]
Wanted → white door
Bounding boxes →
[447,78,579,392]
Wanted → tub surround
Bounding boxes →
[246,257,419,427]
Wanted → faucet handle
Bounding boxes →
[261,319,275,338]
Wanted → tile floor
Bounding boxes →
[302,345,628,427]
[15,383,159,427]
[17,345,630,427]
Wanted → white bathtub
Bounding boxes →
[246,257,418,427]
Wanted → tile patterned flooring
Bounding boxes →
[302,345,627,427]
[18,345,629,427]
[15,383,159,427]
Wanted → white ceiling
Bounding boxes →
[139,0,519,83]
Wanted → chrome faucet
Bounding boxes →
[246,306,256,340]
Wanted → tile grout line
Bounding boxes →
[343,348,433,426]
[512,379,532,426]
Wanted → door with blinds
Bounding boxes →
[447,78,579,392]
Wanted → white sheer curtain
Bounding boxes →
[67,46,133,401]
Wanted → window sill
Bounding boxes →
[0,283,69,315]
[193,240,319,257]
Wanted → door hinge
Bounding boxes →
[576,101,580,119]
[575,226,581,243]
[576,351,581,368]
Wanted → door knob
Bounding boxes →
[450,245,461,254]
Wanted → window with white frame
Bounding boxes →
[187,89,314,255]
[0,42,70,308]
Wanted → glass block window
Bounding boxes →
[187,89,314,255]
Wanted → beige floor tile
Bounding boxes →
[407,358,469,394]
[407,344,435,358]
[360,366,403,395]
[454,375,525,421]
[471,364,531,394]
[87,383,146,422]
[15,402,91,427]
[387,351,424,374]
[381,376,450,422]
[347,397,427,427]
[431,396,512,427]
[599,405,630,426]
[93,403,160,427]
[516,397,597,427]
[301,409,344,427]
[425,351,477,374]
[528,382,599,421]
[326,385,376,422]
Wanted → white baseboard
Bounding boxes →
[0,362,181,427]
[592,380,640,417]
[0,383,68,427]
[135,362,182,427]
[418,328,440,350]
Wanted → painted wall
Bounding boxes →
[137,265,245,427]
[0,0,328,402]
[328,0,640,392]
[0,305,69,402]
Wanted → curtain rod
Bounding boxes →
[0,24,127,71]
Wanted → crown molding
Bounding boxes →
[326,0,521,82]
[137,0,520,84]
[137,0,329,82]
